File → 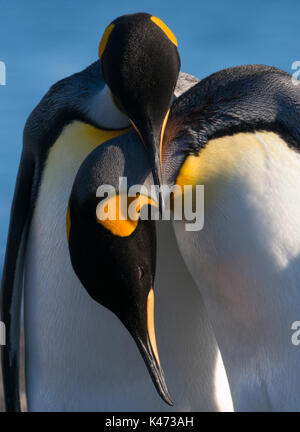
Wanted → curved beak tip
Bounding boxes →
[153,374,174,406]
[161,390,174,407]
[148,353,174,406]
[153,364,174,406]
[134,334,173,407]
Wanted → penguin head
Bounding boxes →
[67,132,173,406]
[98,13,181,196]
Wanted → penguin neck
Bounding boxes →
[88,84,130,130]
[173,130,300,411]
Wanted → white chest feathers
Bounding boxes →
[174,131,300,411]
[88,84,130,129]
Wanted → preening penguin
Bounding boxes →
[99,13,180,190]
[0,13,181,411]
[161,65,300,411]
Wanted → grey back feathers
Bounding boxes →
[169,65,300,153]
[23,61,104,156]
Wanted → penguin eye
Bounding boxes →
[138,265,144,280]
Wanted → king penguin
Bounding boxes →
[1,13,232,411]
[161,64,300,411]
[66,128,233,411]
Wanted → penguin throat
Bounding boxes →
[88,84,131,130]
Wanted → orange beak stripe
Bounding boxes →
[147,288,161,366]
[160,109,170,168]
[66,205,71,241]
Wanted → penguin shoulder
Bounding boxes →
[162,64,300,187]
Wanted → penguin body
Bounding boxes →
[1,60,130,410]
[24,122,130,411]
[162,65,300,411]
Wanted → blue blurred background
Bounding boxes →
[0,0,299,273]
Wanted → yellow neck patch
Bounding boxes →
[151,16,178,46]
[96,193,158,237]
[176,131,282,204]
[99,23,115,59]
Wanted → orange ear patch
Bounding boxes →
[98,23,115,59]
[150,16,178,47]
[96,193,158,237]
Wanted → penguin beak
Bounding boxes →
[144,130,164,210]
[131,110,170,212]
[127,289,173,406]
